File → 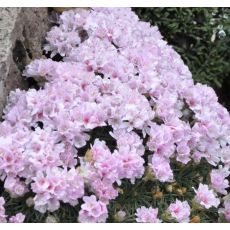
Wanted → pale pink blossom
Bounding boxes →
[219,200,230,222]
[9,213,25,223]
[210,167,230,195]
[78,195,108,223]
[149,154,173,182]
[194,183,220,209]
[168,199,190,223]
[135,206,161,223]
[0,197,7,223]
[4,176,28,198]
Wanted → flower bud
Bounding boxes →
[45,215,58,223]
[166,184,173,193]
[181,187,187,194]
[172,182,178,188]
[190,215,201,223]
[191,198,205,211]
[26,197,34,207]
[153,191,163,199]
[84,149,93,162]
[161,211,174,222]
[114,210,126,222]
[117,187,124,195]
[143,166,155,182]
[176,188,183,196]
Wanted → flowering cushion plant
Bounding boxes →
[0,7,230,223]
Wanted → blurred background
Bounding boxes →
[134,8,230,110]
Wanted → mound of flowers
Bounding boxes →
[0,7,230,223]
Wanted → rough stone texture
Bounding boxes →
[0,7,50,117]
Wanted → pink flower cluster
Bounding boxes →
[79,137,144,203]
[0,7,230,222]
[31,167,84,213]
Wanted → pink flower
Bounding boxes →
[44,26,81,57]
[194,183,220,209]
[111,129,145,156]
[147,124,175,159]
[176,142,191,164]
[149,154,173,182]
[9,213,25,223]
[168,199,190,223]
[0,147,24,177]
[31,167,84,213]
[78,195,108,223]
[219,200,230,222]
[4,176,28,198]
[210,167,229,195]
[91,179,118,203]
[90,139,112,163]
[114,150,145,183]
[0,197,7,223]
[61,168,85,206]
[135,206,161,223]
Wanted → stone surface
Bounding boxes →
[0,7,50,117]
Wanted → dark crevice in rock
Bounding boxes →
[12,40,27,72]
[26,48,33,59]
[48,7,60,26]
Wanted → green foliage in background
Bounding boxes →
[134,8,230,106]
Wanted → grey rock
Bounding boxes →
[0,7,50,117]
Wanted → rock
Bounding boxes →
[0,8,50,118]
[52,7,90,13]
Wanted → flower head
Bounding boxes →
[210,167,229,195]
[194,183,220,209]
[168,199,190,223]
[78,195,108,223]
[9,213,25,223]
[135,206,161,223]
